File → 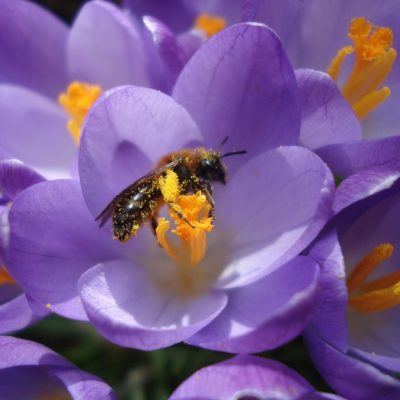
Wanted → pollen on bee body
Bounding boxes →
[58,81,102,145]
[327,17,396,120]
[194,13,227,38]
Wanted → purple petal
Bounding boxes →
[143,16,185,90]
[78,259,227,350]
[317,136,400,178]
[79,86,203,217]
[296,69,362,150]
[0,336,115,399]
[7,180,122,320]
[173,22,300,167]
[306,228,348,352]
[305,333,400,400]
[334,168,400,214]
[0,0,68,98]
[170,354,314,400]
[213,146,334,288]
[0,159,45,200]
[68,0,151,90]
[124,0,196,33]
[188,256,319,353]
[351,347,400,374]
[0,294,37,334]
[0,84,74,179]
[243,0,400,139]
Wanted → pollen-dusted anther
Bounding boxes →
[0,266,15,285]
[347,243,400,313]
[58,81,102,145]
[194,13,227,38]
[156,192,214,268]
[327,17,396,119]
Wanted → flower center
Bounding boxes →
[58,81,102,145]
[347,243,400,313]
[156,170,214,268]
[327,17,396,119]
[0,266,15,285]
[194,13,227,38]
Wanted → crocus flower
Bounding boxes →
[304,168,400,399]
[0,336,115,399]
[170,354,343,400]
[0,0,170,179]
[7,23,334,351]
[0,159,45,333]
[243,0,400,177]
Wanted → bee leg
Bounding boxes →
[151,217,158,236]
[167,202,195,229]
[192,180,215,221]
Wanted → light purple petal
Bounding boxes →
[317,136,400,178]
[0,84,74,179]
[0,294,37,334]
[334,168,400,214]
[79,85,203,217]
[0,336,115,399]
[306,228,348,352]
[305,333,400,400]
[188,256,319,353]
[173,22,300,168]
[177,30,205,63]
[0,0,68,98]
[68,0,151,90]
[0,159,45,201]
[7,180,122,320]
[78,259,227,350]
[170,354,314,400]
[296,69,362,150]
[339,191,400,361]
[213,146,334,288]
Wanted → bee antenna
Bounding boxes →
[221,150,247,159]
[218,136,229,151]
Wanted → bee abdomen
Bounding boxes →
[112,184,161,242]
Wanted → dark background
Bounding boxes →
[19,1,331,399]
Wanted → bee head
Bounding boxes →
[197,151,227,184]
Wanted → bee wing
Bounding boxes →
[95,159,181,227]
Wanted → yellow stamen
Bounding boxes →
[347,243,400,313]
[352,86,391,119]
[156,192,213,268]
[327,17,396,119]
[58,82,102,145]
[194,14,227,38]
[347,243,393,294]
[0,266,15,285]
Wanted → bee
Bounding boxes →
[96,138,246,242]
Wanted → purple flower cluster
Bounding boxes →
[1,0,400,398]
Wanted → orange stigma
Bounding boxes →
[347,243,400,313]
[327,17,396,119]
